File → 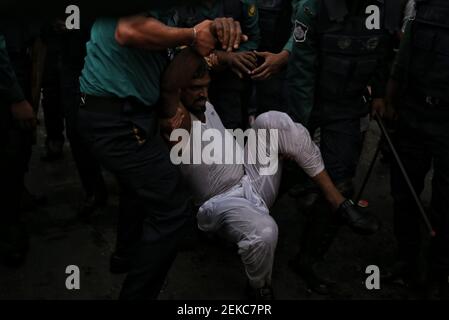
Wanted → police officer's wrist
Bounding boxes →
[190,27,197,46]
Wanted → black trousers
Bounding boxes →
[252,68,288,116]
[78,99,192,299]
[41,43,65,145]
[311,117,364,186]
[41,30,105,197]
[391,101,449,274]
[0,108,33,224]
[0,49,33,250]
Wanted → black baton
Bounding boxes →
[374,112,436,238]
[355,140,382,203]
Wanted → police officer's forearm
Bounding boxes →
[115,15,195,50]
[283,36,294,53]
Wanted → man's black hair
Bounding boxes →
[191,53,209,80]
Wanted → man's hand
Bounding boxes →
[371,98,386,118]
[10,100,37,130]
[193,18,248,56]
[160,105,192,145]
[251,51,289,81]
[217,51,257,78]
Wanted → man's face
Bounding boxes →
[181,74,211,114]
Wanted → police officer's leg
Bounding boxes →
[320,118,364,195]
[0,111,32,266]
[428,128,449,297]
[78,107,192,299]
[116,134,192,299]
[293,118,363,294]
[390,120,431,284]
[254,71,287,116]
[60,55,107,220]
[41,48,65,160]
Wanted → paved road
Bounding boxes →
[0,113,436,300]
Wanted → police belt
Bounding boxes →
[80,94,154,115]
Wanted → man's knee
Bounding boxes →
[239,216,278,254]
[254,111,293,131]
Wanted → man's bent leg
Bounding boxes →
[199,193,278,291]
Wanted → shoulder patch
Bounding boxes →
[293,20,309,43]
[248,4,257,17]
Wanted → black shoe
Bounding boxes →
[78,194,108,222]
[337,199,380,235]
[109,252,131,274]
[245,283,274,300]
[289,257,334,295]
[41,140,64,162]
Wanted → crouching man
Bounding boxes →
[159,48,380,300]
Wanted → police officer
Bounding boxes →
[0,30,37,266]
[250,0,301,116]
[286,0,403,294]
[78,9,246,299]
[388,0,449,298]
[175,0,261,129]
[40,21,66,161]
[39,20,108,220]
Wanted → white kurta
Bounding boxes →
[179,102,325,288]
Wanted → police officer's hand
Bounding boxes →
[210,18,248,52]
[194,20,218,56]
[251,51,289,81]
[10,100,37,130]
[217,51,257,78]
[193,18,248,56]
[371,98,386,118]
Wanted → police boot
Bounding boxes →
[290,197,340,295]
[77,179,108,222]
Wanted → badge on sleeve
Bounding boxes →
[293,20,309,43]
[248,4,257,17]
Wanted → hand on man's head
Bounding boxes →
[193,18,248,56]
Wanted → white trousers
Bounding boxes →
[197,111,324,288]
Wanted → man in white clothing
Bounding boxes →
[159,48,379,300]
